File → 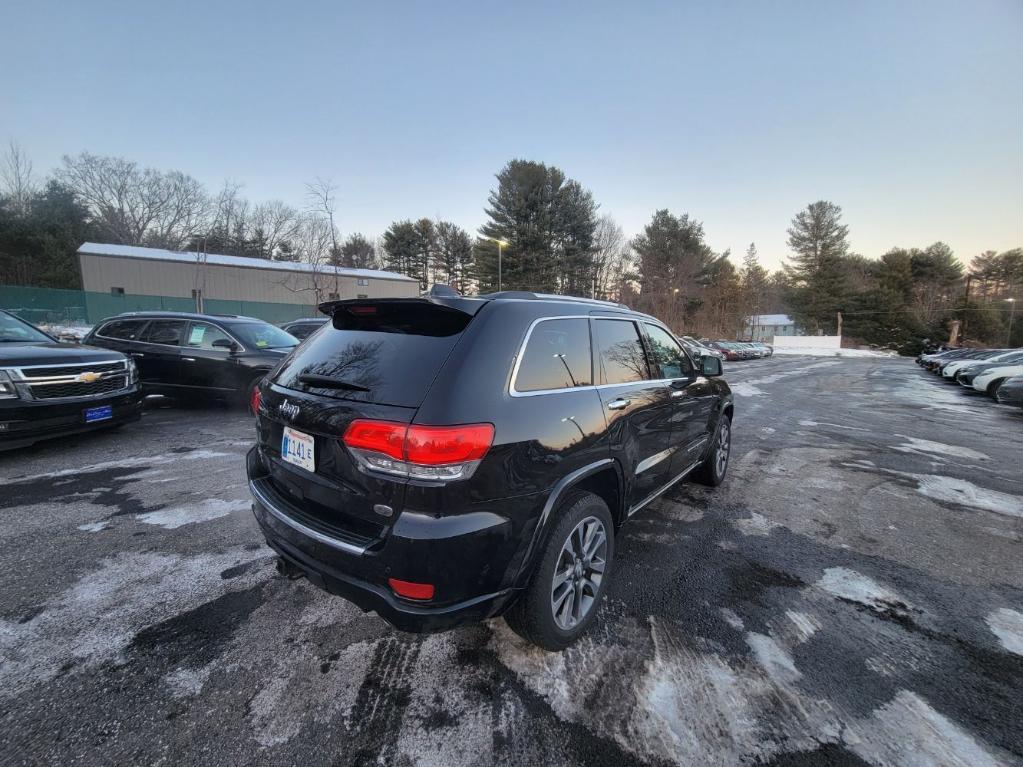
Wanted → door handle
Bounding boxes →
[130,352,144,358]
[671,390,686,398]
[183,357,196,362]
[606,398,630,411]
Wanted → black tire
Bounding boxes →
[986,378,1006,398]
[504,491,614,651]
[691,412,731,487]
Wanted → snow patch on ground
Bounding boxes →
[774,347,896,358]
[136,498,250,529]
[731,361,842,397]
[816,568,914,620]
[908,474,1023,518]
[893,435,989,461]
[0,547,267,698]
[986,608,1023,656]
[719,608,744,631]
[799,420,869,432]
[4,449,232,482]
[785,611,820,643]
[746,632,801,685]
[77,521,109,533]
[847,690,1005,767]
[164,665,215,699]
[733,512,784,536]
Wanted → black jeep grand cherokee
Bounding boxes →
[248,291,733,649]
[0,310,142,450]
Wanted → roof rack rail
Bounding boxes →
[478,291,631,310]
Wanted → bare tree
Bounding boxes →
[57,152,211,250]
[0,141,38,212]
[306,178,341,295]
[591,215,632,300]
[251,199,301,259]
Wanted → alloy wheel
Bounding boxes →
[715,419,731,477]
[551,516,607,630]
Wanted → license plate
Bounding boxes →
[84,405,113,423]
[281,426,315,472]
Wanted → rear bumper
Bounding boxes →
[247,447,523,632]
[0,387,143,451]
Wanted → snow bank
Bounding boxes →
[38,323,93,342]
[773,346,896,358]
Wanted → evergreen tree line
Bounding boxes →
[1,142,1019,349]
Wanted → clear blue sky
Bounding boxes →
[2,0,1021,269]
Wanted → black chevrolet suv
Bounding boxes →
[0,310,142,450]
[247,291,733,649]
[84,311,298,409]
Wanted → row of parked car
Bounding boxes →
[916,346,1023,408]
[0,308,301,451]
[701,340,774,361]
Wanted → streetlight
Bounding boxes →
[480,236,509,291]
[1008,298,1017,346]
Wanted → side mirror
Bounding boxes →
[212,338,238,352]
[701,356,723,377]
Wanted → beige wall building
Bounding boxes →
[76,243,420,306]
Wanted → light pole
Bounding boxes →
[480,236,509,292]
[1008,298,1017,346]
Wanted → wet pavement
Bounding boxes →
[2,357,1022,766]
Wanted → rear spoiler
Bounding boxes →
[317,295,489,318]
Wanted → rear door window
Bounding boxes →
[99,319,148,340]
[643,323,694,379]
[272,301,473,408]
[514,318,592,392]
[141,320,186,346]
[594,319,649,385]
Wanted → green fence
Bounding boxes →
[0,285,321,327]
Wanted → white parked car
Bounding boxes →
[972,363,1023,395]
[942,349,1019,378]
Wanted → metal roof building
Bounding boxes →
[76,243,419,309]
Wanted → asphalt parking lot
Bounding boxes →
[2,356,1022,766]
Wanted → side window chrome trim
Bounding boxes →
[509,315,688,397]
[509,315,594,397]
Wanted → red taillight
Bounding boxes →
[388,578,435,600]
[342,420,494,470]
[342,420,406,460]
[404,424,494,465]
[348,306,378,315]
[250,386,262,414]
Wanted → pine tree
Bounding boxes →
[340,233,377,269]
[783,201,851,334]
[478,159,597,293]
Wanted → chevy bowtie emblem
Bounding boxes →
[76,372,102,383]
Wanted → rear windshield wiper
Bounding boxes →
[297,373,371,392]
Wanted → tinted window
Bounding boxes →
[226,322,297,350]
[273,301,472,408]
[185,322,233,350]
[141,320,186,346]
[98,319,148,341]
[515,318,592,392]
[644,324,693,379]
[286,322,322,340]
[594,319,648,385]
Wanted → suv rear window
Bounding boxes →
[272,301,473,408]
[594,319,649,385]
[515,318,592,392]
